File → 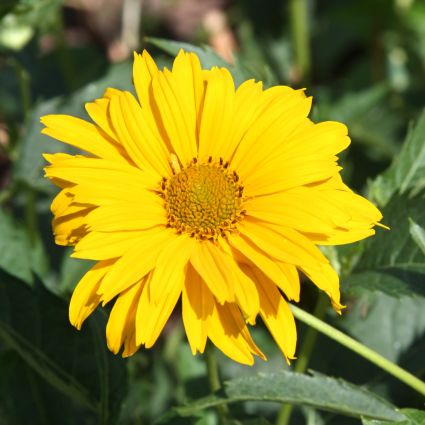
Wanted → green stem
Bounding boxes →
[289,0,311,83]
[9,58,31,121]
[290,303,425,396]
[205,343,221,393]
[205,343,229,424]
[54,10,77,92]
[276,295,328,425]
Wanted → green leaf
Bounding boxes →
[340,292,425,362]
[13,61,132,193]
[174,371,404,421]
[0,272,127,424]
[362,408,425,425]
[368,109,425,206]
[0,207,47,284]
[346,191,425,298]
[409,218,425,256]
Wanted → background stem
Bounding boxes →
[205,343,229,424]
[276,295,328,425]
[289,0,311,83]
[290,303,425,396]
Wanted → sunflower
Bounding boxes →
[42,50,383,365]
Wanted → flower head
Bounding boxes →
[42,50,383,364]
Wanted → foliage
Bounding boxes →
[0,0,425,424]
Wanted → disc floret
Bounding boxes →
[162,158,245,240]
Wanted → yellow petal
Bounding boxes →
[51,188,76,216]
[190,242,235,304]
[149,233,195,304]
[245,192,336,234]
[41,115,126,162]
[281,120,350,157]
[44,155,158,190]
[85,95,119,142]
[240,219,327,268]
[72,228,161,260]
[228,233,300,301]
[243,156,340,197]
[277,262,300,302]
[133,51,174,154]
[198,67,235,162]
[70,182,157,207]
[207,300,265,365]
[69,259,115,329]
[136,271,183,348]
[106,281,144,355]
[133,50,158,109]
[53,206,92,246]
[151,69,197,166]
[182,265,213,354]
[231,89,311,177]
[299,262,344,312]
[97,228,173,303]
[171,50,205,146]
[312,228,376,245]
[108,91,172,178]
[84,201,166,232]
[223,79,263,160]
[118,90,172,177]
[50,188,93,246]
[246,265,297,362]
[217,239,260,324]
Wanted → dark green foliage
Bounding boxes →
[1,1,425,424]
[0,272,127,425]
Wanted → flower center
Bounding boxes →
[162,159,244,240]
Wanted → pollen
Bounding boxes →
[162,158,244,239]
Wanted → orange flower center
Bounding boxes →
[162,159,245,240]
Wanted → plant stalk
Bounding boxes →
[276,295,328,425]
[205,343,229,424]
[290,303,425,396]
[289,0,311,83]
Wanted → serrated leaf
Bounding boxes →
[368,109,425,206]
[362,408,425,424]
[0,272,127,424]
[346,191,425,298]
[174,371,404,421]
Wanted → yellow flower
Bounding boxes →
[42,50,383,365]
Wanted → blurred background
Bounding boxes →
[1,0,425,194]
[0,1,425,424]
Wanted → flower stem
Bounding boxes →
[276,295,328,425]
[289,0,311,83]
[205,343,229,424]
[205,343,221,392]
[290,303,425,396]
